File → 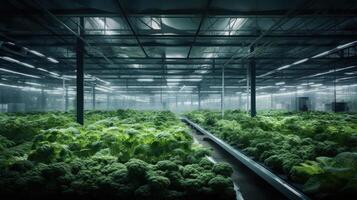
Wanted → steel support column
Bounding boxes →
[76,17,84,124]
[92,83,96,110]
[62,79,66,111]
[333,67,337,112]
[198,86,201,110]
[65,85,69,112]
[221,63,225,118]
[249,46,256,117]
[40,87,46,111]
[175,94,178,111]
[106,94,110,110]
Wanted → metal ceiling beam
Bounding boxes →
[9,33,357,39]
[115,0,148,57]
[221,0,313,70]
[22,57,357,62]
[19,41,346,48]
[24,0,113,65]
[1,9,356,17]
[187,0,212,58]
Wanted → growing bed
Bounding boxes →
[185,110,357,199]
[0,110,236,200]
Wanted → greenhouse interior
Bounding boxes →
[0,0,357,199]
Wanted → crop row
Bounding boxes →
[185,110,357,199]
[0,110,236,200]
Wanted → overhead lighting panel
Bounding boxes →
[311,83,323,87]
[0,68,40,78]
[137,78,154,82]
[311,50,332,59]
[47,57,59,63]
[28,49,45,58]
[24,81,42,86]
[336,41,357,49]
[49,71,60,77]
[305,65,357,78]
[0,56,35,68]
[277,65,291,71]
[292,58,309,65]
[345,71,357,75]
[275,82,285,86]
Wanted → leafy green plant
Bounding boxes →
[0,110,236,199]
[186,110,357,198]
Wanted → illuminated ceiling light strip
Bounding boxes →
[258,41,357,78]
[336,41,357,49]
[47,57,59,63]
[5,42,15,46]
[336,76,356,82]
[0,83,41,92]
[22,45,60,63]
[137,78,154,82]
[311,50,332,59]
[257,86,277,90]
[305,65,357,78]
[28,49,45,58]
[0,56,35,68]
[96,85,113,91]
[277,64,291,71]
[0,68,40,78]
[210,86,246,89]
[166,78,202,82]
[0,83,21,89]
[66,74,110,85]
[0,56,61,78]
[24,81,42,86]
[292,58,309,65]
[49,71,60,76]
[275,81,285,86]
[311,83,323,87]
[95,77,110,85]
[345,71,357,75]
[1,56,20,63]
[95,87,111,92]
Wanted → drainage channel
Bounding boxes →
[183,118,308,200]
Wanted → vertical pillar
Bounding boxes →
[333,80,337,112]
[106,94,110,110]
[238,93,241,110]
[76,17,84,124]
[62,78,66,111]
[160,78,163,110]
[249,46,256,117]
[41,87,46,111]
[333,66,337,112]
[175,94,178,111]
[246,62,250,113]
[92,83,96,110]
[221,60,225,118]
[198,86,201,110]
[0,85,2,112]
[190,94,193,107]
[295,87,298,111]
[65,85,69,112]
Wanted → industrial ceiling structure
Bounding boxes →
[0,0,357,121]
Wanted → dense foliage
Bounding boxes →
[185,110,357,199]
[0,110,236,199]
